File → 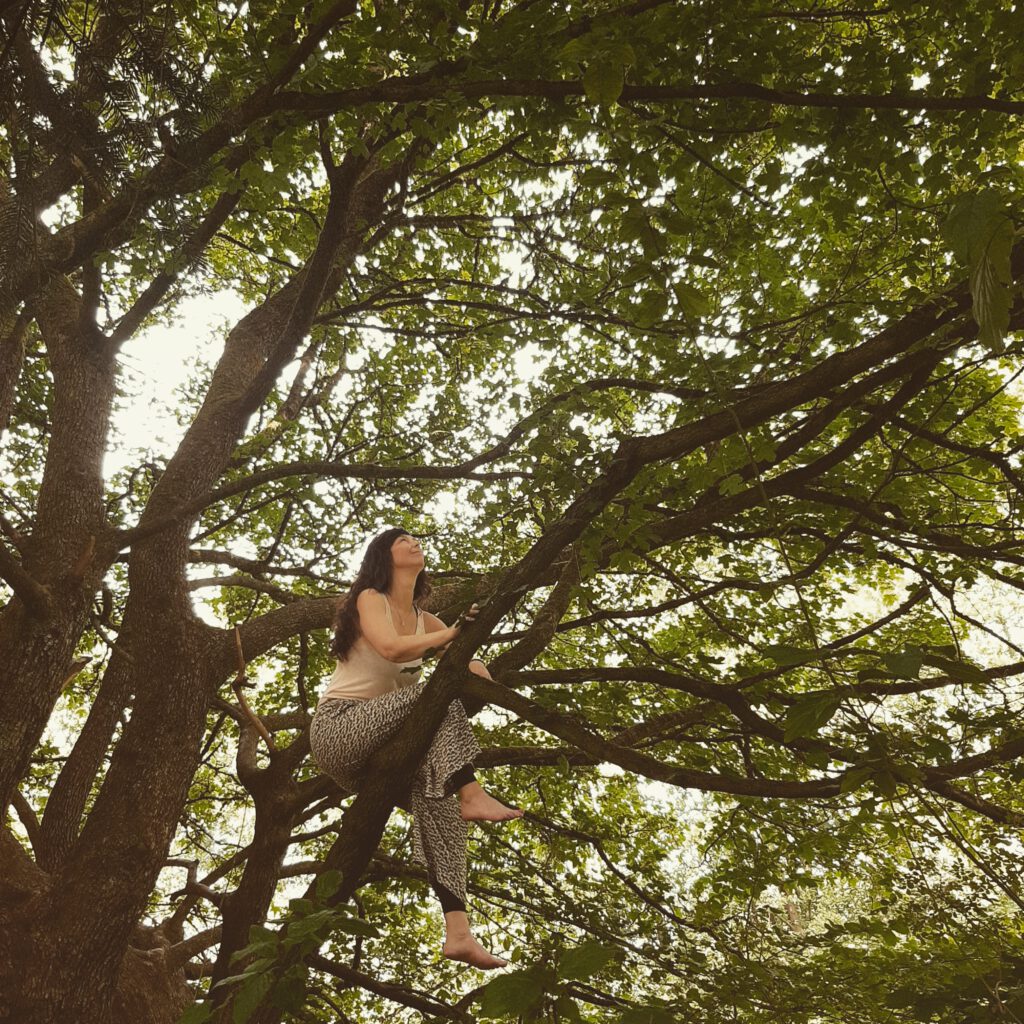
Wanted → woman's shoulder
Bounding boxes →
[353,589,386,623]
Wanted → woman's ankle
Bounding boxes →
[443,910,472,938]
[456,779,483,800]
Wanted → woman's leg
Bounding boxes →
[445,762,476,796]
[394,787,471,919]
[309,698,366,790]
[408,787,469,907]
[411,692,483,799]
[310,692,510,968]
[312,692,480,898]
[408,777,509,969]
[311,683,482,792]
[431,878,466,913]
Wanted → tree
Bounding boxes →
[2,0,1024,1021]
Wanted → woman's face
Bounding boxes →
[390,533,424,570]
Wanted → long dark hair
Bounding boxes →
[329,527,434,661]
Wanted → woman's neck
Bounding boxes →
[387,569,418,613]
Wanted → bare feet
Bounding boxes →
[458,784,524,822]
[443,932,509,969]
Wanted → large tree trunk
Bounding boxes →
[0,274,119,818]
[0,144,410,1023]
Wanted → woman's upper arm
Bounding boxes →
[355,589,398,660]
[422,610,448,633]
[422,610,452,651]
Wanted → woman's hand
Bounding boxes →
[453,602,481,631]
[443,602,481,645]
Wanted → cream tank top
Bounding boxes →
[318,593,425,707]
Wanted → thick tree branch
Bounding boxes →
[0,539,51,618]
[0,309,29,439]
[307,954,474,1021]
[273,78,1024,117]
[488,543,581,674]
[462,675,842,797]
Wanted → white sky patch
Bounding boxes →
[106,289,249,478]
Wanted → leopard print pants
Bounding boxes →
[309,681,483,910]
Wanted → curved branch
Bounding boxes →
[463,675,842,798]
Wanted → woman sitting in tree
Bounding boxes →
[310,527,523,970]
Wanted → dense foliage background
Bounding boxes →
[2,0,1024,1021]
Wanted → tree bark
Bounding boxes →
[0,144,413,1023]
[0,274,120,818]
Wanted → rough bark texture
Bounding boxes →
[0,130,414,1021]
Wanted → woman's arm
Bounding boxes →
[423,610,490,674]
[421,610,454,655]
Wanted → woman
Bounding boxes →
[309,527,523,970]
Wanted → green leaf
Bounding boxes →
[872,768,900,799]
[921,736,954,761]
[672,281,711,317]
[613,41,637,66]
[634,289,668,326]
[283,909,337,945]
[655,207,694,235]
[620,261,657,287]
[583,61,625,107]
[971,254,1012,353]
[228,938,275,966]
[558,939,620,980]
[619,1006,680,1024]
[287,897,314,916]
[940,189,1015,352]
[241,956,278,978]
[764,644,818,667]
[783,692,843,742]
[331,912,380,937]
[554,993,585,1023]
[891,761,925,785]
[941,189,1008,264]
[718,473,745,496]
[232,971,274,1024]
[247,924,277,947]
[212,955,277,988]
[881,651,924,679]
[315,869,342,901]
[578,166,618,187]
[839,764,875,794]
[804,747,830,769]
[478,966,553,1018]
[749,434,777,463]
[557,37,592,64]
[268,964,308,1013]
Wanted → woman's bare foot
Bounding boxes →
[442,932,509,969]
[458,782,524,822]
